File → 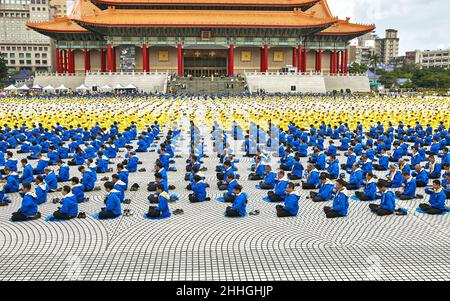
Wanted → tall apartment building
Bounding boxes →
[348,33,376,66]
[0,0,53,72]
[49,0,65,18]
[375,29,399,65]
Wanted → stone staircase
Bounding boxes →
[167,76,247,95]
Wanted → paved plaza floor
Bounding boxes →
[0,116,449,281]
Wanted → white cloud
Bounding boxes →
[328,0,450,54]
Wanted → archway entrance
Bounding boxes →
[183,49,227,77]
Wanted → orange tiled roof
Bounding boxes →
[91,0,320,6]
[74,7,338,28]
[26,17,89,33]
[306,0,375,35]
[317,19,375,35]
[69,0,101,19]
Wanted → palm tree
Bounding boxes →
[369,53,381,71]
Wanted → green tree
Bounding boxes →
[368,53,381,70]
[0,52,7,88]
[348,63,369,74]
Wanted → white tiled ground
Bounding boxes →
[0,115,449,281]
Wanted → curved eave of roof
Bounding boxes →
[90,0,320,7]
[26,17,89,33]
[317,21,375,35]
[73,9,338,28]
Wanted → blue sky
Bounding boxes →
[67,0,450,55]
[328,0,450,54]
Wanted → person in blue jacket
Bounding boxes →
[302,164,321,189]
[420,180,448,215]
[71,177,87,203]
[267,170,288,202]
[33,153,49,175]
[125,151,139,173]
[373,148,389,171]
[369,180,396,216]
[395,173,417,200]
[111,174,127,203]
[355,172,378,201]
[341,148,356,170]
[225,184,247,217]
[0,182,12,206]
[412,164,429,187]
[34,175,48,205]
[79,165,95,192]
[323,179,349,218]
[314,150,327,171]
[148,172,168,203]
[43,168,58,192]
[259,165,277,190]
[443,173,450,199]
[146,183,171,218]
[2,168,19,193]
[310,174,335,202]
[117,163,129,190]
[4,152,18,173]
[288,156,304,180]
[189,175,209,203]
[11,183,40,222]
[20,158,34,184]
[98,182,122,219]
[56,159,70,182]
[276,182,300,217]
[325,155,339,180]
[223,174,239,203]
[96,151,110,174]
[342,163,363,190]
[52,185,78,220]
[280,150,295,171]
[425,155,441,179]
[248,156,265,181]
[381,164,403,188]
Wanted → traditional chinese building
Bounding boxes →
[26,0,375,77]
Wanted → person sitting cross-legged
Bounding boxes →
[97,182,122,219]
[267,170,288,202]
[369,180,396,216]
[355,172,378,201]
[395,172,418,200]
[146,183,171,218]
[310,174,335,203]
[225,184,247,218]
[189,175,209,203]
[419,180,448,215]
[323,179,349,219]
[11,182,40,222]
[276,182,300,218]
[259,165,277,190]
[52,185,78,220]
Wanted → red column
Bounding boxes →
[329,50,333,74]
[333,49,338,75]
[228,44,234,76]
[142,43,149,72]
[83,48,90,73]
[302,49,307,72]
[67,48,74,74]
[337,51,342,74]
[297,44,302,73]
[55,48,61,74]
[112,47,116,72]
[318,48,322,72]
[177,43,183,76]
[107,44,113,72]
[263,44,269,72]
[63,50,68,73]
[100,49,106,72]
[344,48,349,74]
[260,48,264,72]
